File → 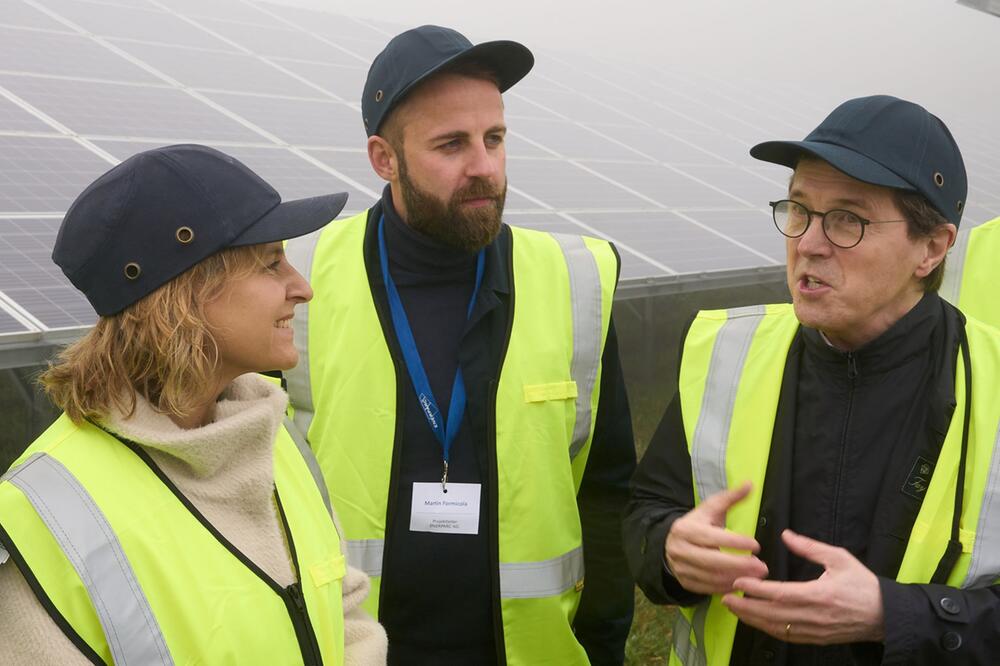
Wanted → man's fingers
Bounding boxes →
[731,576,813,603]
[697,481,753,521]
[671,547,769,583]
[685,524,761,553]
[781,529,847,568]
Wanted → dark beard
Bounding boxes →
[397,154,506,253]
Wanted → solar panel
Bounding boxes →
[0,26,159,84]
[302,148,383,203]
[202,92,360,146]
[507,158,654,210]
[510,118,651,161]
[1,75,267,142]
[0,218,94,330]
[573,211,779,276]
[35,0,234,51]
[194,17,366,65]
[0,0,69,31]
[267,59,367,101]
[0,136,113,213]
[154,0,279,25]
[0,306,31,336]
[0,92,54,132]
[0,0,996,354]
[109,40,321,96]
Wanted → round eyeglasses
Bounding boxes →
[769,199,907,249]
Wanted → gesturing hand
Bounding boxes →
[665,481,768,595]
[721,529,885,644]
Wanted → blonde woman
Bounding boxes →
[0,145,386,665]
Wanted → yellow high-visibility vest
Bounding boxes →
[941,216,1000,328]
[669,303,1000,666]
[285,210,618,665]
[0,415,346,665]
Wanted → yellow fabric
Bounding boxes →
[305,213,617,664]
[957,217,1000,329]
[0,416,345,665]
[523,381,578,403]
[672,305,1000,665]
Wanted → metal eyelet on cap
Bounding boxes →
[175,226,194,244]
[124,262,141,280]
[957,200,964,213]
[375,90,384,102]
[934,172,945,187]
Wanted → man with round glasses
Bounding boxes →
[624,95,1000,664]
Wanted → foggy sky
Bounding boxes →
[262,0,1000,136]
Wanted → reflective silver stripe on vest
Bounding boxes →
[4,453,173,665]
[940,226,972,307]
[690,305,767,502]
[285,230,322,439]
[670,603,708,666]
[0,543,8,565]
[499,545,583,598]
[964,417,1000,588]
[346,539,384,577]
[551,233,605,460]
[283,417,333,520]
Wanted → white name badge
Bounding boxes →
[410,482,481,535]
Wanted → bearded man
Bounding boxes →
[284,25,636,665]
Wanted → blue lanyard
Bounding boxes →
[377,215,485,490]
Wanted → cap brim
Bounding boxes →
[750,140,914,191]
[231,191,348,247]
[395,40,534,108]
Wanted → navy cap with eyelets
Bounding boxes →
[361,24,534,137]
[53,144,348,316]
[750,95,967,227]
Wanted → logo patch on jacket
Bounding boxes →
[902,456,935,500]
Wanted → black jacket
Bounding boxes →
[624,293,1000,665]
[366,194,636,665]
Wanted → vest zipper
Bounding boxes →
[281,581,323,666]
[104,435,328,665]
[831,352,858,542]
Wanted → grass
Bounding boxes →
[624,587,676,664]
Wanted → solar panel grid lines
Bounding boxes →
[0,1,69,32]
[671,210,782,267]
[237,1,377,67]
[0,0,996,345]
[0,136,116,213]
[0,22,158,84]
[0,217,94,330]
[34,0,236,51]
[502,183,679,276]
[0,75,270,144]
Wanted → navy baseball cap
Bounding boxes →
[362,24,534,137]
[54,144,348,316]
[750,95,967,226]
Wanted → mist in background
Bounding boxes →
[262,0,999,137]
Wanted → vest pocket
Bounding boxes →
[309,553,347,587]
[523,381,577,403]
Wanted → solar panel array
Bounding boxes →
[1,0,999,350]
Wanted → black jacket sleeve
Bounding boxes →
[573,318,637,666]
[622,391,706,608]
[879,578,1000,664]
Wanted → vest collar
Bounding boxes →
[801,291,943,378]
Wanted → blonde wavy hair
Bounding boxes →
[40,244,269,423]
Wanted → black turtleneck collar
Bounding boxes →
[381,184,478,278]
[801,291,943,376]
